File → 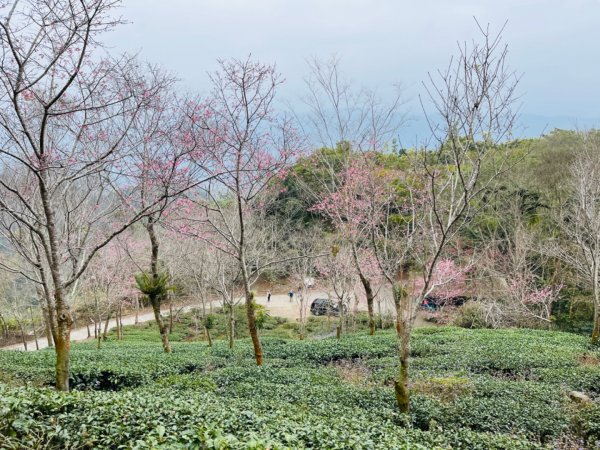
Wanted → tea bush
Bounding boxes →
[1,327,599,448]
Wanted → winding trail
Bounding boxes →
[2,291,329,351]
[1,289,431,351]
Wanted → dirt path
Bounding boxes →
[1,291,330,351]
[1,289,431,351]
[2,308,164,351]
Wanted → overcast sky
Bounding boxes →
[106,0,600,140]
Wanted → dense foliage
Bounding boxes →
[1,327,599,449]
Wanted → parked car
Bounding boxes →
[421,295,468,311]
[310,298,347,316]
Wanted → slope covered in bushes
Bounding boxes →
[1,327,599,449]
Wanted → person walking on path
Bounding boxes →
[288,290,294,302]
[267,291,272,302]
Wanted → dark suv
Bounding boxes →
[421,295,468,311]
[310,298,347,316]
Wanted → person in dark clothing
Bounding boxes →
[288,290,294,302]
[267,291,272,302]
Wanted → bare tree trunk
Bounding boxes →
[29,307,39,350]
[205,326,213,347]
[86,322,91,338]
[352,294,359,333]
[146,217,171,352]
[241,261,263,365]
[358,272,376,335]
[54,298,73,391]
[593,289,599,345]
[119,305,124,340]
[93,294,99,340]
[299,297,305,340]
[102,312,111,341]
[394,289,402,335]
[16,318,27,351]
[0,313,7,341]
[40,179,73,391]
[393,284,411,413]
[44,313,54,348]
[38,289,54,348]
[228,303,235,349]
[150,296,171,352]
[45,298,58,347]
[135,296,140,324]
[395,323,411,414]
[115,306,121,341]
[169,300,174,335]
[246,290,263,364]
[593,312,599,345]
[351,243,377,335]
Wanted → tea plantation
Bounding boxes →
[1,327,599,449]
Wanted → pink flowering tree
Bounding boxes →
[412,258,470,324]
[0,0,189,390]
[312,156,393,335]
[119,92,214,354]
[418,258,470,301]
[299,56,405,335]
[183,57,302,365]
[505,273,562,325]
[83,234,142,346]
[480,220,563,328]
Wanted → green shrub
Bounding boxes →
[454,302,490,329]
[1,327,598,448]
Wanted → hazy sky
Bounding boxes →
[106,0,600,138]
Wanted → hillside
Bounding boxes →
[1,325,599,449]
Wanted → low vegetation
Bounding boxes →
[1,324,599,449]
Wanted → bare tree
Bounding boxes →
[316,244,356,338]
[205,248,243,349]
[553,134,600,344]
[301,55,405,152]
[388,22,520,412]
[288,225,324,339]
[476,201,562,328]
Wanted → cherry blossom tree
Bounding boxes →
[420,259,469,301]
[312,156,391,334]
[185,57,302,365]
[505,273,562,325]
[122,93,212,354]
[299,58,405,335]
[0,0,186,390]
[84,234,141,346]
